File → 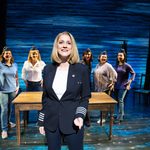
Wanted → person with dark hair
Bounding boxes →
[81,48,93,73]
[114,49,135,123]
[38,32,91,150]
[94,51,117,93]
[0,47,19,139]
[94,51,117,123]
[80,48,93,127]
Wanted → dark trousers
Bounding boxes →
[26,80,42,91]
[24,80,42,123]
[45,127,84,150]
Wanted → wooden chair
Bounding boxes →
[134,74,150,104]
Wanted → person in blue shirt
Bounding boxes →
[0,47,19,139]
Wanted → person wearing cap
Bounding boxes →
[94,51,117,124]
[21,46,46,91]
[21,46,46,123]
[0,47,19,139]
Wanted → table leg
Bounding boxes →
[23,111,28,127]
[15,105,21,145]
[109,111,113,140]
[100,111,103,126]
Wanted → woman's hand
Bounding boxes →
[74,117,83,129]
[40,80,43,87]
[126,84,131,90]
[15,86,19,95]
[24,80,28,87]
[108,83,114,91]
[125,79,132,90]
[39,126,45,135]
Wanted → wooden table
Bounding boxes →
[13,92,117,145]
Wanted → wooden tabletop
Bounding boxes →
[13,92,117,104]
[89,92,117,104]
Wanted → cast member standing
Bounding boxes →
[81,48,93,74]
[38,31,91,150]
[21,46,46,91]
[0,47,19,139]
[114,49,135,122]
[80,48,93,127]
[21,46,45,123]
[94,51,117,93]
[94,51,117,123]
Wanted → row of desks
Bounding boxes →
[13,92,117,145]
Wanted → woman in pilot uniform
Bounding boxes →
[38,31,91,150]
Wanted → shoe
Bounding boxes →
[114,116,124,124]
[84,121,91,127]
[1,131,8,139]
[35,122,39,127]
[114,119,122,124]
[20,120,24,125]
[9,122,16,128]
[97,119,106,124]
[118,115,124,122]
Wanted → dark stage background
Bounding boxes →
[3,0,150,90]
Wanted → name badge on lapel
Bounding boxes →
[72,74,75,78]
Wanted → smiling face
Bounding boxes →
[99,54,107,64]
[118,52,125,63]
[30,50,39,61]
[28,50,41,62]
[85,52,92,61]
[51,32,79,64]
[3,51,12,62]
[57,34,72,61]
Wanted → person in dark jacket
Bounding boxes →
[38,31,91,150]
[80,48,93,127]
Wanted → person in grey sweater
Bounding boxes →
[94,51,117,123]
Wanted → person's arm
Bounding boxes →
[125,64,136,90]
[0,64,4,88]
[15,71,19,94]
[21,61,28,87]
[40,61,46,87]
[74,65,91,129]
[38,90,47,135]
[108,64,117,92]
[93,69,100,91]
[38,66,48,135]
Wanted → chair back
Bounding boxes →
[139,74,146,89]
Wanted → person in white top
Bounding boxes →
[21,46,46,123]
[22,46,46,91]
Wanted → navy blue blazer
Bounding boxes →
[38,63,91,134]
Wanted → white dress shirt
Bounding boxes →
[22,60,46,82]
[52,67,69,100]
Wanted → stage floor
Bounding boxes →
[0,91,150,150]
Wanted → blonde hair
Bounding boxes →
[51,31,80,64]
[27,49,41,62]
